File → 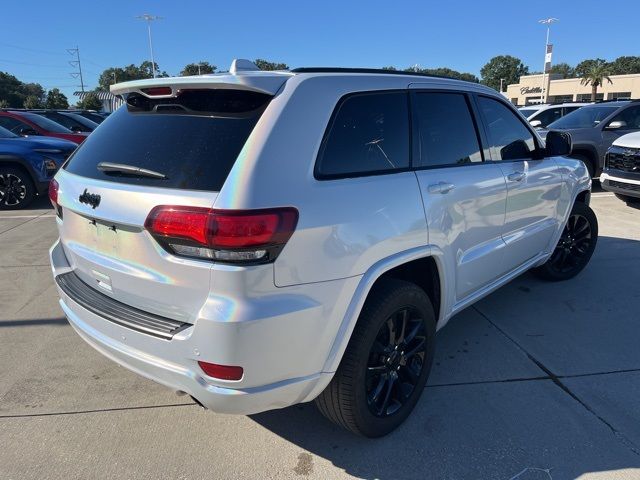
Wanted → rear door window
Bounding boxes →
[315,92,410,178]
[411,92,482,168]
[64,89,272,191]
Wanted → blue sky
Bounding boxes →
[1,0,638,103]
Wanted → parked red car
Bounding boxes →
[0,110,88,144]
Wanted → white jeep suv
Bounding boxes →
[49,60,597,437]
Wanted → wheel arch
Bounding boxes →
[569,145,599,176]
[321,246,445,374]
[0,155,38,185]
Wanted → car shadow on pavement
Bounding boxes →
[251,235,640,480]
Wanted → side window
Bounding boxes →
[0,116,25,133]
[412,92,482,168]
[316,92,409,178]
[609,105,640,130]
[534,107,562,128]
[564,106,580,115]
[478,96,537,161]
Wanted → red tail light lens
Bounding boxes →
[198,361,243,381]
[145,206,298,264]
[48,179,59,208]
[141,86,172,96]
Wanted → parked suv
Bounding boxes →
[519,102,589,129]
[541,100,640,177]
[600,131,640,203]
[49,61,597,437]
[0,126,76,209]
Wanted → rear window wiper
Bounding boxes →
[97,162,167,179]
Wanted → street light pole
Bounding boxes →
[137,14,163,78]
[538,17,558,104]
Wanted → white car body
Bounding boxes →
[50,62,592,416]
[600,131,640,200]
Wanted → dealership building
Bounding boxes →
[505,73,640,106]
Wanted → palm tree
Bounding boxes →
[580,61,613,101]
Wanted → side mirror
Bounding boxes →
[530,119,542,128]
[18,127,38,136]
[605,120,626,130]
[545,130,572,157]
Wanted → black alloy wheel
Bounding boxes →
[533,202,598,281]
[366,307,426,417]
[0,168,35,210]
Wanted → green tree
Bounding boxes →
[381,66,397,71]
[45,88,69,109]
[97,61,168,90]
[0,72,25,107]
[580,60,613,101]
[254,59,288,71]
[608,56,640,75]
[573,58,608,79]
[0,99,9,108]
[480,55,529,91]
[549,62,574,79]
[23,95,44,109]
[403,66,479,83]
[181,61,216,76]
[77,92,103,111]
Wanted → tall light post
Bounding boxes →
[137,14,163,78]
[538,17,558,103]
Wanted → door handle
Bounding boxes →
[507,171,526,182]
[428,182,456,194]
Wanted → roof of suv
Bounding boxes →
[110,59,497,98]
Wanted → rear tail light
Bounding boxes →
[144,206,298,264]
[198,361,243,381]
[48,179,59,209]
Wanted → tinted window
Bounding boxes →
[18,112,72,133]
[64,89,271,191]
[608,105,640,130]
[548,105,618,129]
[0,116,25,132]
[478,96,536,161]
[532,107,562,128]
[519,108,538,118]
[0,126,18,138]
[316,92,409,177]
[413,92,482,167]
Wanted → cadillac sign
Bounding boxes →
[521,86,544,95]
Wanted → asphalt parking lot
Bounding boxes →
[1,190,640,480]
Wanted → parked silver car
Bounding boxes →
[49,60,597,437]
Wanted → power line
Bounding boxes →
[0,58,68,68]
[0,42,67,56]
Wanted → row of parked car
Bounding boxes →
[519,100,640,205]
[0,109,109,209]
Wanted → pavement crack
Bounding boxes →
[0,402,198,419]
[473,305,640,457]
[427,376,549,388]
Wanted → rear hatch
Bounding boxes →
[55,78,283,324]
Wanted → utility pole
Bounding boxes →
[538,18,558,104]
[500,78,505,93]
[137,14,163,78]
[68,46,85,93]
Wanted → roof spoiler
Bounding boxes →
[110,59,291,97]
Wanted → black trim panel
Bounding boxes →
[56,271,190,340]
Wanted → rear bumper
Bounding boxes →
[49,239,353,414]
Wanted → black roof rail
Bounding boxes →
[290,67,480,84]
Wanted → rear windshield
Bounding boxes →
[64,89,272,191]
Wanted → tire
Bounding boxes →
[615,193,640,204]
[532,202,598,281]
[315,278,436,437]
[0,167,35,210]
[569,154,595,179]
